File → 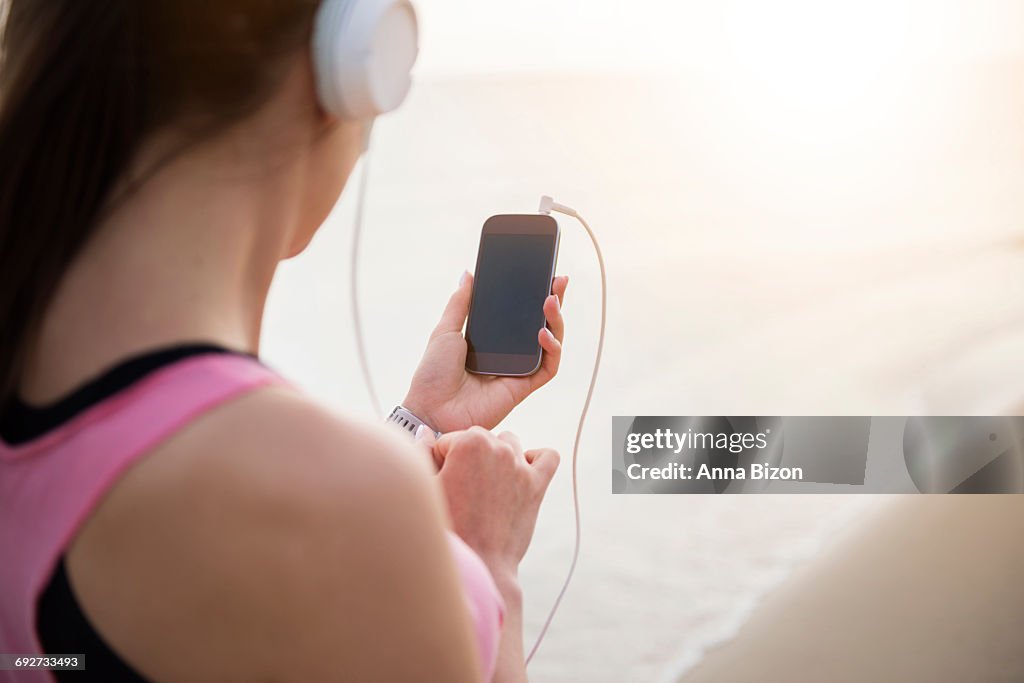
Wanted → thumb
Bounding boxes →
[432,270,473,338]
[526,448,560,490]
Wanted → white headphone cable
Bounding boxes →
[351,137,384,419]
[525,196,606,665]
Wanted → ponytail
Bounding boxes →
[0,1,145,404]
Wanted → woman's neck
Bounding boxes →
[20,133,305,404]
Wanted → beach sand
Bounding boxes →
[679,496,1024,682]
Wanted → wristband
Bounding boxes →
[386,405,441,439]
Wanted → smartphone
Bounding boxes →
[465,214,560,376]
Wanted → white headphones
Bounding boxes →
[312,0,419,121]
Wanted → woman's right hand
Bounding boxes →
[416,426,559,582]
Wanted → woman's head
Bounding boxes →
[0,0,367,403]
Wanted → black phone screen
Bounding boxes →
[465,215,558,375]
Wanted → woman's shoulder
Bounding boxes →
[119,382,438,525]
[164,383,433,497]
[66,385,479,681]
[76,383,443,574]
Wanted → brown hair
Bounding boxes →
[0,0,320,405]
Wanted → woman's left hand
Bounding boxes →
[402,271,568,433]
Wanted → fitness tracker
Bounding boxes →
[386,405,441,439]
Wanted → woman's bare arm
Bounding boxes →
[66,387,484,682]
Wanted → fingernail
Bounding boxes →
[415,425,426,439]
[459,270,471,288]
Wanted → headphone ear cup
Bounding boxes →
[312,0,419,121]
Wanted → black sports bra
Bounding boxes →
[2,344,241,682]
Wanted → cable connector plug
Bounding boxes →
[539,195,578,218]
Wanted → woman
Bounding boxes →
[0,2,569,681]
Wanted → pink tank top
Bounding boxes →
[0,353,503,682]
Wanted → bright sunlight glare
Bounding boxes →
[410,0,1024,225]
[719,0,907,132]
